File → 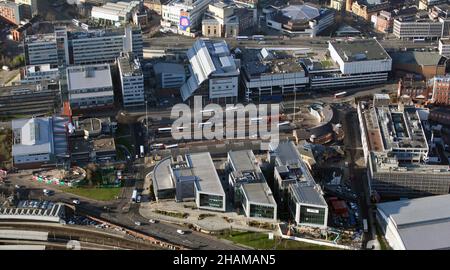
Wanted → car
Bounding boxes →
[72,199,81,205]
[14,184,20,189]
[134,221,142,226]
[149,219,157,224]
[136,195,141,203]
[176,229,185,235]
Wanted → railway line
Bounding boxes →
[0,222,165,250]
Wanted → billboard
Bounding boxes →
[179,12,190,32]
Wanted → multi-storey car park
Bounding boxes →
[239,39,392,102]
[358,95,450,198]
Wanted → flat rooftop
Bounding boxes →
[187,152,225,196]
[66,64,113,91]
[371,153,450,174]
[377,194,450,250]
[228,150,267,184]
[25,64,59,74]
[153,157,175,191]
[153,63,185,75]
[329,39,390,62]
[290,181,327,206]
[92,1,140,18]
[25,33,56,44]
[92,137,116,152]
[242,182,277,206]
[242,48,306,77]
[367,104,428,151]
[118,53,143,77]
[12,117,53,157]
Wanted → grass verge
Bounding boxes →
[221,231,340,250]
[63,187,121,201]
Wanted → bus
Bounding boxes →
[157,127,173,137]
[278,121,290,127]
[250,117,263,123]
[413,38,425,43]
[198,122,212,128]
[150,143,165,150]
[363,219,368,232]
[252,35,265,41]
[131,189,138,202]
[165,144,179,149]
[334,91,348,99]
[236,36,249,41]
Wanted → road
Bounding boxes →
[3,169,243,250]
[143,32,440,51]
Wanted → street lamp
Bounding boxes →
[145,100,149,138]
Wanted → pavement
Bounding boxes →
[3,167,244,250]
[139,200,278,234]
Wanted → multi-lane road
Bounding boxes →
[4,169,243,250]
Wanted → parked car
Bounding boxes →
[72,199,81,205]
[149,219,157,224]
[134,221,142,226]
[176,229,185,235]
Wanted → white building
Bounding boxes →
[91,1,141,26]
[269,141,328,229]
[180,39,239,104]
[438,38,450,57]
[377,194,450,250]
[306,39,392,89]
[117,52,145,108]
[66,64,114,110]
[12,116,69,169]
[24,26,143,66]
[228,150,277,220]
[153,62,186,89]
[265,4,335,37]
[161,0,211,34]
[24,33,59,65]
[328,39,392,75]
[70,27,143,65]
[20,64,60,84]
[393,19,443,40]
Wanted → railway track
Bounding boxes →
[0,222,165,250]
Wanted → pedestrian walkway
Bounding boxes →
[139,200,278,234]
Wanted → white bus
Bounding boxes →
[335,91,348,99]
[252,35,265,41]
[165,144,179,149]
[157,127,172,133]
[140,145,144,157]
[250,117,263,123]
[236,36,249,41]
[198,122,212,128]
[131,189,138,202]
[150,143,165,150]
